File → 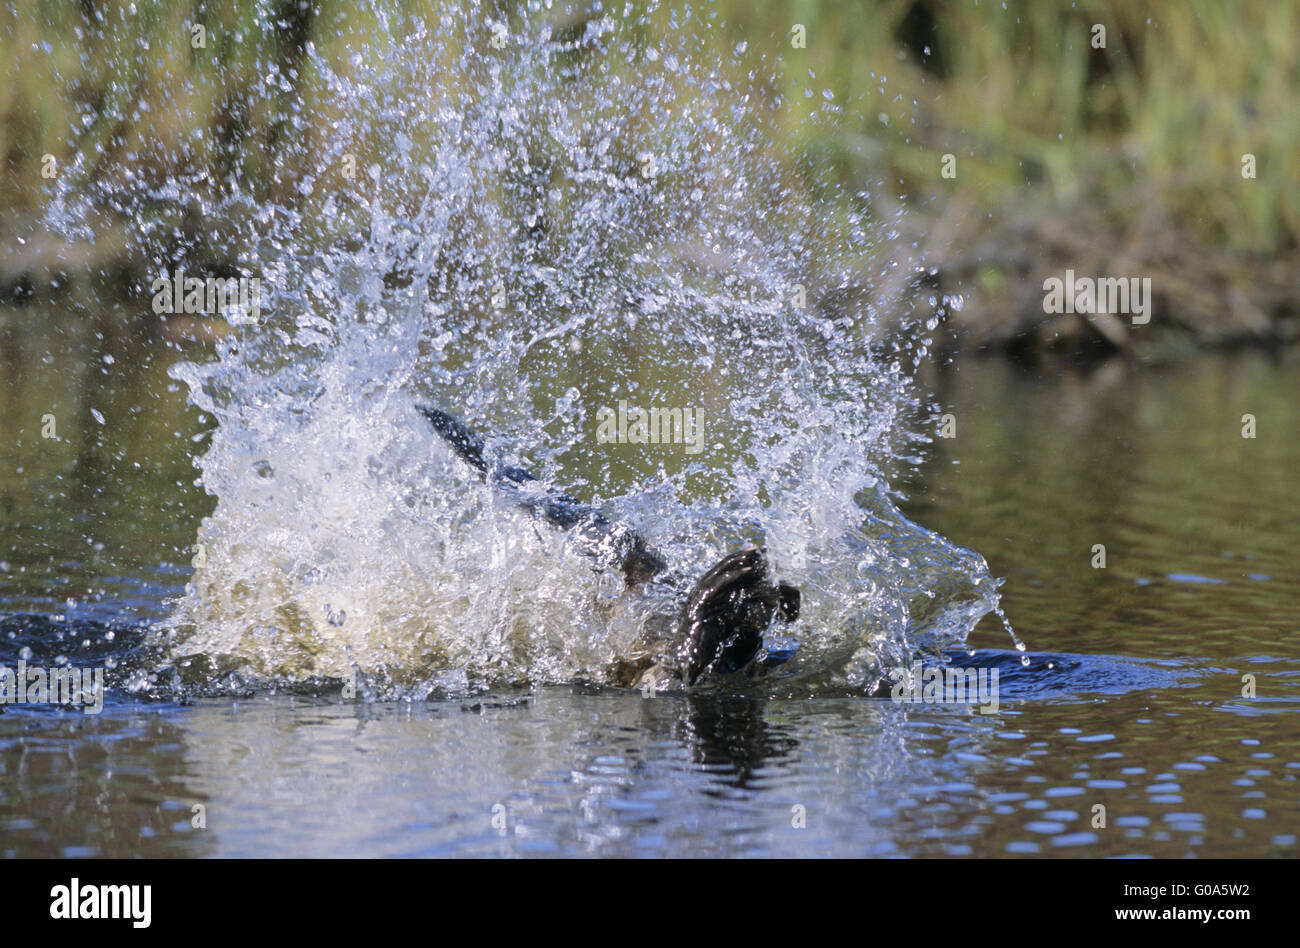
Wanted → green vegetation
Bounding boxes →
[3,1,1296,350]
[744,0,1297,254]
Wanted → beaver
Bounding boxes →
[417,406,801,689]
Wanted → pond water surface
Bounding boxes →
[1,310,1296,857]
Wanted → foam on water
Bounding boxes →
[52,4,1009,695]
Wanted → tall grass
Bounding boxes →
[2,1,1295,259]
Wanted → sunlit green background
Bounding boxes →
[3,1,1297,343]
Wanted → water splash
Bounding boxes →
[50,4,1011,695]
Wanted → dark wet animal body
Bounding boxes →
[417,406,800,687]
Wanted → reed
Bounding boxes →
[2,1,1293,278]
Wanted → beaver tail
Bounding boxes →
[417,405,539,485]
[417,404,667,586]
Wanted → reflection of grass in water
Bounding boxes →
[3,1,1295,261]
[0,307,212,602]
[905,354,1300,655]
